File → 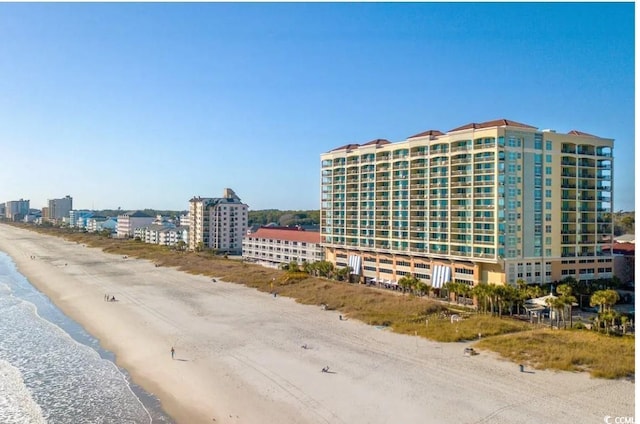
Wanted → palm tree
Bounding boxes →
[313,260,334,278]
[398,276,412,294]
[459,283,472,306]
[514,279,528,316]
[334,266,351,281]
[590,289,620,313]
[415,280,429,297]
[472,284,491,314]
[494,285,510,317]
[545,296,563,328]
[590,289,620,333]
[556,284,577,329]
[620,315,630,335]
[444,282,459,303]
[287,261,300,273]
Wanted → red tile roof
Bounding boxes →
[361,138,391,147]
[449,119,536,132]
[567,130,597,137]
[608,242,635,255]
[407,130,445,139]
[330,143,361,152]
[248,227,321,244]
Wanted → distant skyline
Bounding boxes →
[0,3,635,211]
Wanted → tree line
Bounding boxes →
[248,210,320,227]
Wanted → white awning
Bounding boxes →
[348,255,362,275]
[431,265,451,289]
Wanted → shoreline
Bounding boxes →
[0,224,634,424]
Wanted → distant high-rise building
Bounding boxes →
[188,188,248,254]
[5,199,30,221]
[320,119,614,288]
[47,195,73,222]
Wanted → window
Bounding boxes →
[545,140,552,150]
[534,138,542,149]
[545,167,552,175]
[546,154,552,163]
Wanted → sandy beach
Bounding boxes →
[0,224,634,424]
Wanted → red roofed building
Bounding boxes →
[608,242,635,284]
[242,226,324,268]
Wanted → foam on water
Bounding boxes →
[0,252,169,423]
[0,359,46,424]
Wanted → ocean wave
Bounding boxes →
[0,359,46,424]
[0,254,153,424]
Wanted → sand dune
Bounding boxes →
[0,224,634,424]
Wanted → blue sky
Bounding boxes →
[0,2,634,212]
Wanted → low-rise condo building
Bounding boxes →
[116,211,155,238]
[242,226,324,268]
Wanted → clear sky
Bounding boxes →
[0,2,635,212]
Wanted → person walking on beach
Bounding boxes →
[171,347,175,360]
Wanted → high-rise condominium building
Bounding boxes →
[5,199,30,221]
[188,188,248,254]
[47,195,73,222]
[320,119,614,288]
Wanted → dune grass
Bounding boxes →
[475,328,635,379]
[9,224,634,379]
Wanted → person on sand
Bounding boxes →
[111,296,116,302]
[322,366,329,373]
[171,347,175,359]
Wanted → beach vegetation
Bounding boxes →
[475,329,635,379]
[5,222,635,380]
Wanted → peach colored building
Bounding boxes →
[320,119,614,288]
[188,188,248,254]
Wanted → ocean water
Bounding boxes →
[0,251,173,424]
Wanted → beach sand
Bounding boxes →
[0,224,634,424]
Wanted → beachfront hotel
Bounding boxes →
[242,226,324,268]
[188,188,248,254]
[320,119,614,289]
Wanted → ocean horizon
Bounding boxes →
[0,251,173,424]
